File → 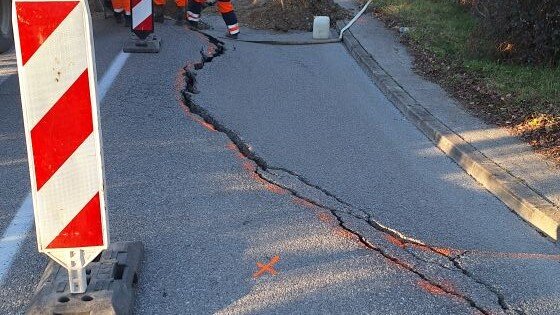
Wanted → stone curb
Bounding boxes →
[337,21,560,241]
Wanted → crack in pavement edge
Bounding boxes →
[178,30,523,315]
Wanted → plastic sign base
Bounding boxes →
[26,242,143,315]
[123,34,161,53]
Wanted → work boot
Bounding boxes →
[187,20,198,29]
[113,11,124,24]
[154,4,164,23]
[175,7,185,26]
[124,14,131,27]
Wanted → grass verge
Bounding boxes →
[368,0,560,160]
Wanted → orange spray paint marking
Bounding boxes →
[291,197,337,226]
[291,197,367,248]
[335,227,357,240]
[417,279,465,304]
[292,197,319,210]
[334,227,369,249]
[243,164,288,195]
[226,142,237,151]
[253,255,280,278]
[417,279,448,296]
[247,170,288,195]
[262,182,288,195]
[408,243,458,257]
[243,160,255,172]
[385,234,406,248]
[200,121,216,132]
[192,116,216,132]
[317,212,335,224]
[226,142,245,159]
[438,280,459,295]
[432,247,454,257]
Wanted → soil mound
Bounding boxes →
[235,0,350,31]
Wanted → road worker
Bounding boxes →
[187,0,239,38]
[153,0,186,24]
[153,0,239,38]
[112,0,131,26]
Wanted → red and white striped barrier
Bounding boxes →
[124,0,160,53]
[12,0,108,293]
[131,0,153,39]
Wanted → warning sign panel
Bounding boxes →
[12,0,109,279]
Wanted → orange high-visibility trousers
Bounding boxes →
[153,0,186,7]
[112,0,131,14]
[186,0,234,14]
[187,0,238,34]
[151,0,234,15]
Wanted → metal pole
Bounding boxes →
[68,249,87,294]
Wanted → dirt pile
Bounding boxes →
[234,0,350,31]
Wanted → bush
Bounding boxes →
[474,0,560,66]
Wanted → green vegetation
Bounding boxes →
[464,60,560,106]
[376,0,474,58]
[372,0,560,110]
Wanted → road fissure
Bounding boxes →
[178,31,519,315]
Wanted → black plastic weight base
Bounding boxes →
[26,241,144,315]
[123,34,161,53]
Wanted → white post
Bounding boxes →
[68,249,87,294]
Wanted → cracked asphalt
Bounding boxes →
[1,12,560,315]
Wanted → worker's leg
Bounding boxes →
[186,0,204,26]
[153,0,166,23]
[111,0,124,23]
[174,0,187,25]
[217,0,239,35]
[123,0,132,26]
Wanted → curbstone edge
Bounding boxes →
[337,21,560,241]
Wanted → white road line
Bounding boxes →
[0,195,33,284]
[0,51,129,285]
[98,52,129,102]
[0,49,17,87]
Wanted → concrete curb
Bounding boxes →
[337,21,560,241]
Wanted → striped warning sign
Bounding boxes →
[12,0,108,270]
[131,0,153,39]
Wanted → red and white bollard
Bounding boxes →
[124,0,161,53]
[12,0,109,293]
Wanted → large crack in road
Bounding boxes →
[178,31,523,315]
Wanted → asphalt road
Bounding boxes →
[1,11,560,315]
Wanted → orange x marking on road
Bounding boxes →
[253,255,280,278]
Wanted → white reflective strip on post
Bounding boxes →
[68,249,87,293]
